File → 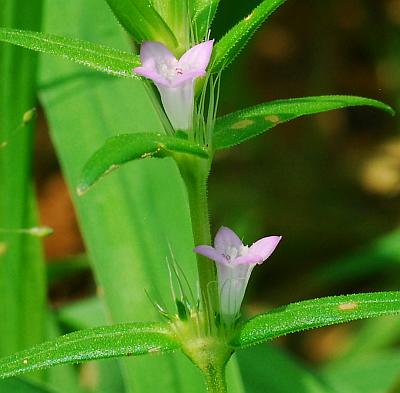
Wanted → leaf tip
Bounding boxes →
[387,105,396,116]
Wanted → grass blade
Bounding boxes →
[0,0,46,357]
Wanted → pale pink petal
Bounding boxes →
[214,226,243,254]
[133,66,170,86]
[233,254,264,265]
[179,40,214,71]
[140,41,176,68]
[249,236,282,263]
[170,70,206,87]
[194,245,228,265]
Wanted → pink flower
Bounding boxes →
[133,40,214,131]
[194,226,281,325]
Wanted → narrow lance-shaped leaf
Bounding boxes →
[233,291,400,348]
[0,322,180,379]
[213,95,395,150]
[0,28,140,79]
[77,133,209,195]
[210,0,287,73]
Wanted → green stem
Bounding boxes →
[177,155,217,332]
[204,363,228,393]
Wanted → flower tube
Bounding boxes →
[134,40,214,131]
[194,226,281,325]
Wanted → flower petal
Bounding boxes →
[193,245,228,265]
[233,253,263,265]
[140,41,176,68]
[170,70,205,87]
[179,40,214,71]
[217,263,255,324]
[133,66,170,87]
[214,226,243,254]
[157,80,194,130]
[249,236,282,263]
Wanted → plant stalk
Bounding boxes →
[204,363,228,393]
[177,155,217,332]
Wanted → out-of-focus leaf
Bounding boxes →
[53,299,126,393]
[226,355,246,393]
[211,0,287,73]
[0,28,140,78]
[0,378,57,393]
[57,297,107,331]
[54,297,129,393]
[314,229,400,286]
[328,316,400,362]
[47,255,90,284]
[105,0,178,50]
[0,0,46,358]
[321,351,400,393]
[213,96,394,150]
[0,323,179,379]
[237,344,333,393]
[80,360,125,393]
[77,133,209,195]
[233,292,400,348]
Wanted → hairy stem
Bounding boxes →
[204,363,228,393]
[177,155,217,332]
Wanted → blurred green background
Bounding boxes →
[31,0,400,373]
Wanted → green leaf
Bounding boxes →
[213,95,395,150]
[54,297,132,392]
[105,0,178,51]
[77,133,209,195]
[47,254,89,284]
[314,229,400,287]
[45,314,85,393]
[0,377,57,393]
[57,297,107,331]
[0,0,47,357]
[151,0,191,52]
[0,323,179,379]
[211,0,287,73]
[233,292,400,348]
[0,28,140,79]
[191,0,220,41]
[237,344,333,393]
[334,316,400,361]
[321,351,400,393]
